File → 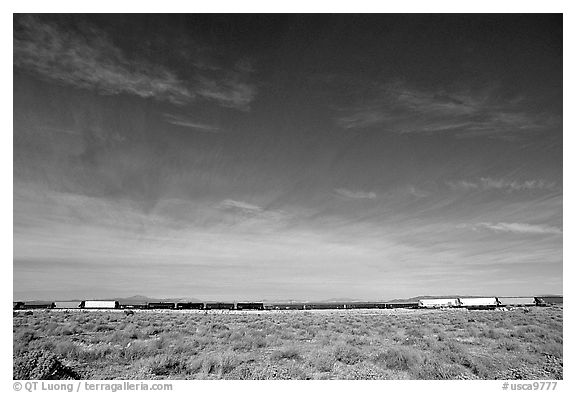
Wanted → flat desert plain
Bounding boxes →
[13,307,562,380]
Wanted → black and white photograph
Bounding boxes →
[11,8,565,385]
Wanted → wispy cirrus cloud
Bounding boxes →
[196,77,256,111]
[333,80,558,138]
[219,199,263,213]
[216,199,289,230]
[13,16,257,109]
[334,188,377,200]
[403,185,429,199]
[163,114,220,132]
[14,15,192,105]
[473,222,562,236]
[447,178,557,192]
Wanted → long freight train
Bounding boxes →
[13,296,562,311]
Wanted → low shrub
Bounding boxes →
[333,344,364,365]
[270,347,302,361]
[13,350,80,380]
[374,347,422,371]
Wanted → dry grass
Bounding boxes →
[13,307,562,380]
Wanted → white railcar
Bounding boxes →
[458,297,498,308]
[81,300,119,309]
[497,297,536,306]
[418,298,460,308]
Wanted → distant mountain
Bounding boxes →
[42,295,205,303]
[261,299,304,303]
[320,297,362,303]
[123,295,151,301]
[386,295,466,303]
[385,294,563,303]
[115,295,203,303]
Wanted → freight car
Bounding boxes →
[119,301,148,309]
[388,302,419,309]
[535,296,563,306]
[458,297,499,310]
[176,302,204,310]
[236,302,264,310]
[265,303,306,310]
[418,298,460,308]
[17,301,56,309]
[347,302,389,309]
[147,302,176,309]
[305,302,348,309]
[497,297,536,307]
[204,302,235,310]
[54,301,82,309]
[80,300,119,309]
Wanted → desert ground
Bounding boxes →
[13,307,562,380]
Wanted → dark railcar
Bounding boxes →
[119,302,148,309]
[205,302,235,310]
[388,302,419,309]
[236,302,264,310]
[22,301,56,309]
[347,302,389,309]
[265,303,306,310]
[535,296,563,306]
[305,303,347,310]
[54,301,82,309]
[13,302,25,310]
[176,302,205,310]
[147,302,176,309]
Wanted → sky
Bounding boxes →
[13,14,563,301]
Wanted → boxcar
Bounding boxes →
[236,302,264,310]
[347,302,389,309]
[458,297,498,309]
[176,302,204,310]
[304,303,348,310]
[418,298,460,308]
[13,302,24,310]
[80,300,119,309]
[119,301,148,309]
[54,301,82,309]
[21,301,56,309]
[204,302,235,310]
[388,302,419,309]
[535,296,563,306]
[147,302,176,309]
[265,303,306,310]
[497,297,536,307]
